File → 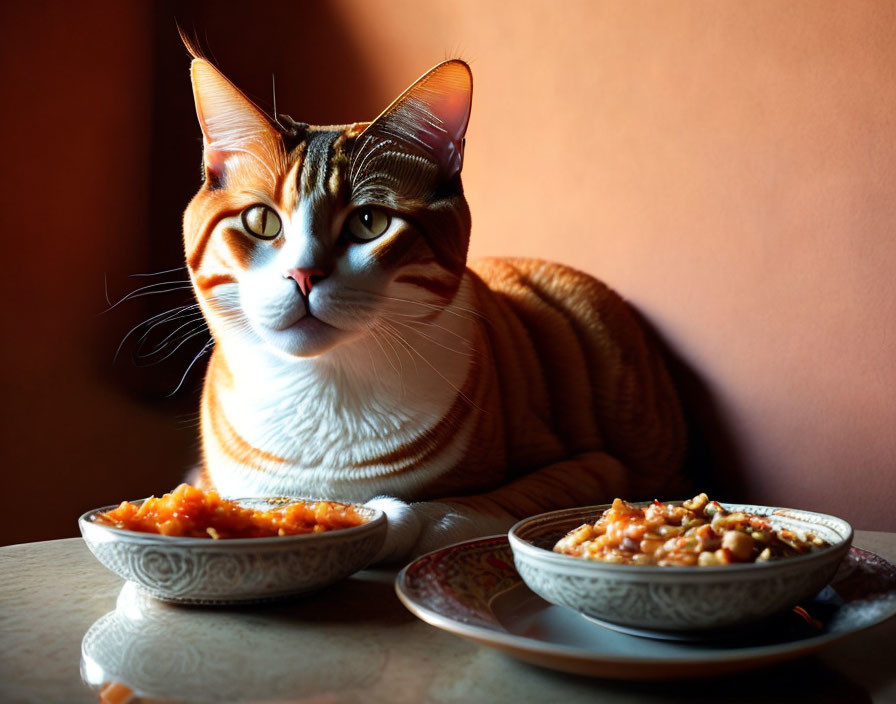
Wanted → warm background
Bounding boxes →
[2,0,894,545]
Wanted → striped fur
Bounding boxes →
[183,54,686,561]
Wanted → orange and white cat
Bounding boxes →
[183,50,687,562]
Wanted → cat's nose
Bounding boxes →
[284,267,325,297]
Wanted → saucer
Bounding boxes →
[395,536,896,679]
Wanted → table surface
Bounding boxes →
[2,531,895,704]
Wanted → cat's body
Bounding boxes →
[183,52,686,560]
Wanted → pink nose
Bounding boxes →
[284,267,325,297]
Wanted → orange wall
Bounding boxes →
[3,1,894,542]
[329,0,896,527]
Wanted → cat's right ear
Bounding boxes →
[188,58,282,186]
[361,60,473,180]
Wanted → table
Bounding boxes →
[2,531,895,704]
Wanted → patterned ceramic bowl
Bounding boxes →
[508,502,853,636]
[79,498,386,605]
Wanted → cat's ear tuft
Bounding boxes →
[362,60,472,179]
[189,59,281,185]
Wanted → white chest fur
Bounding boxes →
[205,278,481,502]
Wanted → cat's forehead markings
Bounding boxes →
[327,132,350,198]
[299,131,340,197]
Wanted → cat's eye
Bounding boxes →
[347,207,390,241]
[241,204,282,240]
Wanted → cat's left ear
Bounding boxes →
[189,58,282,185]
[361,60,472,179]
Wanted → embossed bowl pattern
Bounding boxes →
[79,499,386,604]
[508,502,853,633]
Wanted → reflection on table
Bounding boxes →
[81,578,400,703]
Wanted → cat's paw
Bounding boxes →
[410,502,515,557]
[365,497,517,565]
[365,496,423,565]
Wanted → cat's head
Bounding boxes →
[183,53,472,361]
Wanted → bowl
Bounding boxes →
[508,501,853,636]
[78,497,386,605]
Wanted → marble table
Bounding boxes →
[2,531,895,704]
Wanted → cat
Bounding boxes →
[182,47,687,562]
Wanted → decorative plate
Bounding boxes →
[395,536,896,679]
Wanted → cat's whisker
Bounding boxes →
[103,281,193,314]
[369,324,404,378]
[167,338,215,398]
[128,266,188,278]
[383,323,418,378]
[339,290,437,320]
[353,287,485,323]
[395,315,476,346]
[373,325,416,395]
[136,307,203,346]
[113,303,200,365]
[175,410,203,429]
[386,317,475,358]
[380,320,482,411]
[362,340,386,394]
[137,316,208,358]
[137,326,209,365]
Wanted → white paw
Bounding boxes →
[410,502,515,557]
[365,497,516,565]
[365,496,422,565]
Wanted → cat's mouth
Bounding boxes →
[257,307,348,358]
[244,286,357,358]
[285,312,333,333]
[268,298,329,332]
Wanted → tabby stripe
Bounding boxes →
[205,376,288,471]
[357,360,479,473]
[222,227,256,269]
[187,207,245,270]
[466,267,553,467]
[195,273,236,291]
[522,260,655,467]
[504,262,601,454]
[522,293,598,449]
[327,132,348,197]
[454,453,617,519]
[440,493,509,518]
[372,229,428,270]
[300,131,337,195]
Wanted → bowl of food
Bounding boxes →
[79,484,386,604]
[508,494,853,636]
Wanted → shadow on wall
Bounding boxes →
[632,311,748,502]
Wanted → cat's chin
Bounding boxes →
[254,314,351,359]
